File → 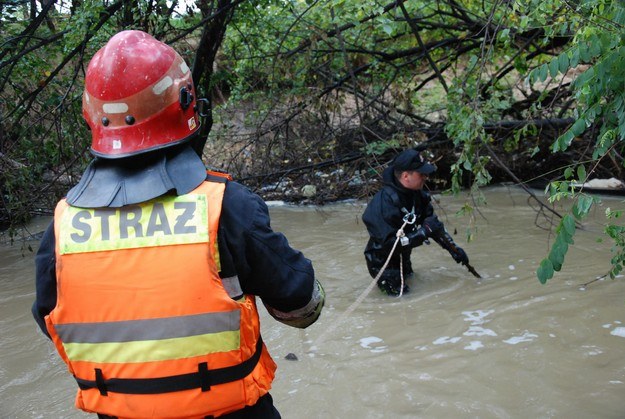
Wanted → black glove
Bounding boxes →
[421,215,444,237]
[405,216,444,248]
[450,245,469,265]
[433,231,469,265]
[405,227,427,248]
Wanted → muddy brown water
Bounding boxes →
[2,185,625,418]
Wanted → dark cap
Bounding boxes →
[391,149,436,174]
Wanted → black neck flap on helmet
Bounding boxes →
[66,144,207,208]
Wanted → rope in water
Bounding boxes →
[310,216,414,351]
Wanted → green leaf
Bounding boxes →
[553,130,574,152]
[549,234,569,271]
[530,146,540,157]
[579,42,592,62]
[589,36,602,57]
[549,255,563,272]
[562,231,575,245]
[499,28,510,42]
[537,258,555,284]
[570,47,580,67]
[549,59,559,77]
[558,53,570,74]
[562,215,576,236]
[539,64,549,82]
[571,118,586,136]
[576,165,586,182]
[575,194,594,217]
[468,55,478,71]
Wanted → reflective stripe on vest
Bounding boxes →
[56,311,240,363]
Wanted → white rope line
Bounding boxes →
[399,253,405,298]
[310,219,411,351]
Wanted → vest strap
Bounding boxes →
[75,338,263,395]
[198,362,211,392]
[95,368,107,396]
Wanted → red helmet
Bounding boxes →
[83,30,199,158]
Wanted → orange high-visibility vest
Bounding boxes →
[46,177,276,418]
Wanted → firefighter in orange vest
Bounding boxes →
[32,30,324,419]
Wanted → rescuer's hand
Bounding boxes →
[450,245,469,265]
[421,215,444,237]
[406,228,427,247]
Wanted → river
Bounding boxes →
[1,185,625,418]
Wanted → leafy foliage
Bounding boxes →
[2,0,625,283]
[605,208,625,279]
[523,0,625,282]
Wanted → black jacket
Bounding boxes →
[362,166,435,272]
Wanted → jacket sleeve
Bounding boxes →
[218,181,323,328]
[31,222,57,339]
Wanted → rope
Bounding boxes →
[399,253,405,298]
[310,217,414,351]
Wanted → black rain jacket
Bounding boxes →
[362,166,435,276]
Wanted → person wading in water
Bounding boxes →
[362,148,469,296]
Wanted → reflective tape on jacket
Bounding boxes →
[46,179,276,419]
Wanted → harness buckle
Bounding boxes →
[402,212,416,225]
